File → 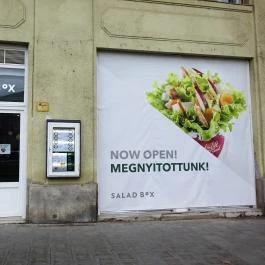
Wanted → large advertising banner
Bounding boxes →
[97,52,256,213]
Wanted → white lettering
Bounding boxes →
[1,84,16,93]
[8,84,15,93]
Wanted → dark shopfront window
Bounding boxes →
[0,68,25,103]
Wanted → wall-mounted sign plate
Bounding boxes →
[47,120,80,178]
[36,101,49,112]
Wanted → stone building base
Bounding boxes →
[256,178,265,214]
[28,184,97,223]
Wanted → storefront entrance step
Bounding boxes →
[0,217,25,224]
[98,208,263,222]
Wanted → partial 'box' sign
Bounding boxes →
[0,68,25,103]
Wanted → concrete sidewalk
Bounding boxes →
[0,218,265,265]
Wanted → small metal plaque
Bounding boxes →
[36,101,49,112]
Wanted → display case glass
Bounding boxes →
[47,120,80,178]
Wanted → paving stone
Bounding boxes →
[0,219,265,265]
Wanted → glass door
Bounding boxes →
[0,46,27,220]
[0,111,26,218]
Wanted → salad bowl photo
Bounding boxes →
[147,67,246,157]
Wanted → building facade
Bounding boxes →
[0,0,264,223]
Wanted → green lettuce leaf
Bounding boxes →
[147,71,247,140]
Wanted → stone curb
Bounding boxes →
[98,208,263,222]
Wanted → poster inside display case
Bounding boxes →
[47,120,80,178]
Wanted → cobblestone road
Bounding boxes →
[0,218,265,265]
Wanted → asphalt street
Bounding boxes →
[0,218,265,265]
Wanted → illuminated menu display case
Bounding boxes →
[47,120,80,178]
